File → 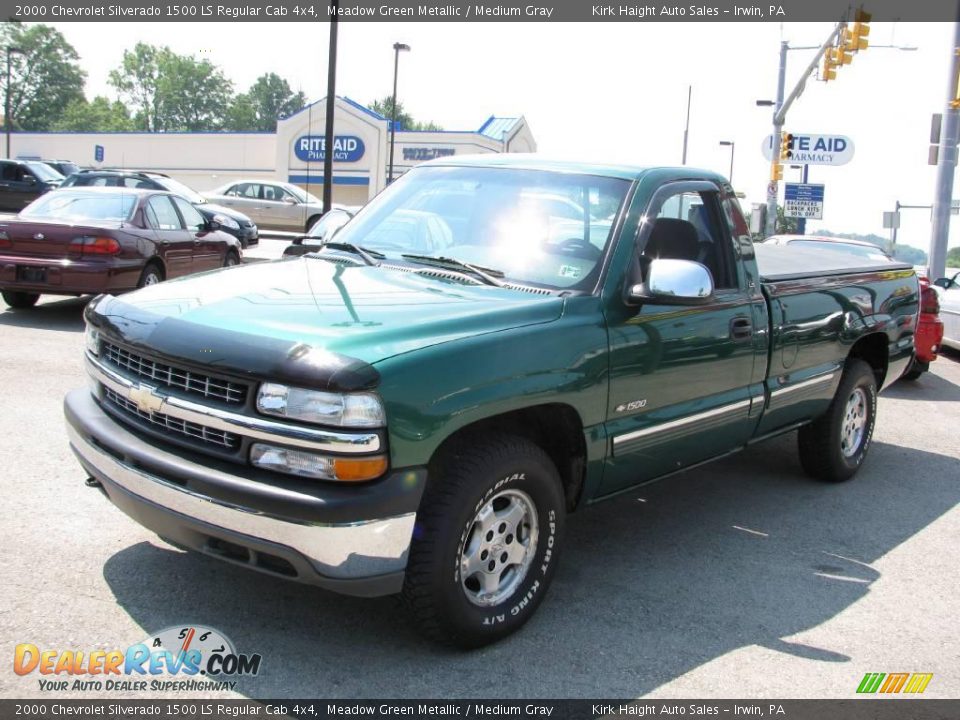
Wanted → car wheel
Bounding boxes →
[306,215,321,233]
[223,250,240,268]
[797,359,877,482]
[1,290,40,310]
[137,263,164,289]
[402,434,565,648]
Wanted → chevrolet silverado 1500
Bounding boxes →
[65,157,919,647]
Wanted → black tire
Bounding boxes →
[137,262,164,289]
[1,290,40,309]
[306,215,322,233]
[797,359,877,483]
[901,359,927,382]
[402,434,565,648]
[223,250,240,268]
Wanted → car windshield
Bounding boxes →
[333,166,631,292]
[305,209,352,241]
[155,177,205,204]
[791,240,892,262]
[20,190,137,223]
[286,184,322,204]
[26,162,64,182]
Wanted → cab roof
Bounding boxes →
[420,153,728,185]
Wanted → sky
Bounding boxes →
[46,20,959,254]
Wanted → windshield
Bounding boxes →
[305,209,352,242]
[155,176,205,204]
[287,184,322,205]
[334,166,631,291]
[26,162,64,183]
[20,190,137,223]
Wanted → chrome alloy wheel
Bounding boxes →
[458,489,539,607]
[841,387,868,458]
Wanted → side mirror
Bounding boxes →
[627,258,715,306]
[206,220,221,231]
[282,197,298,205]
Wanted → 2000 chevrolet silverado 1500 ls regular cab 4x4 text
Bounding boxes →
[64,158,919,647]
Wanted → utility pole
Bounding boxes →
[322,0,338,214]
[682,85,691,165]
[929,16,960,280]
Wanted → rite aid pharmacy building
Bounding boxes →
[9,96,537,206]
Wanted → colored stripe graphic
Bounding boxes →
[880,673,909,693]
[857,673,885,693]
[903,673,934,694]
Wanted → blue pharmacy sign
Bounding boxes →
[94,145,105,163]
[294,135,365,162]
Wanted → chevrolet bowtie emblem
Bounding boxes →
[128,384,165,414]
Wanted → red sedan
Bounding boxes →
[0,187,242,309]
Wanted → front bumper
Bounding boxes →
[65,388,422,597]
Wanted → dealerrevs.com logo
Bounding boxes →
[14,625,262,693]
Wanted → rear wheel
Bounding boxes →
[402,434,565,648]
[797,360,877,482]
[223,250,240,268]
[1,290,40,309]
[137,263,164,289]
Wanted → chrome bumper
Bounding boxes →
[65,390,416,596]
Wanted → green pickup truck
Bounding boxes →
[65,157,919,647]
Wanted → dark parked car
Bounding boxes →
[0,159,64,212]
[282,207,355,258]
[61,170,259,248]
[39,159,81,177]
[0,186,241,309]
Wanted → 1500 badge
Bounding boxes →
[615,399,648,412]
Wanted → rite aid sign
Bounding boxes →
[762,133,855,166]
[295,135,365,162]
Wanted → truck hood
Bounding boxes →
[87,258,564,390]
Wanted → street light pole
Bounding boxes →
[387,42,410,185]
[719,140,735,183]
[5,47,23,159]
[322,0,338,215]
[764,41,789,238]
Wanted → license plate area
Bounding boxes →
[16,266,47,283]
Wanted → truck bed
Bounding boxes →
[754,243,913,283]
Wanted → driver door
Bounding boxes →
[260,184,303,231]
[599,182,766,497]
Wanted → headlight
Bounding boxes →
[84,324,100,356]
[213,213,240,231]
[256,383,386,428]
[250,443,388,482]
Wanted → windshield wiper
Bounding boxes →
[314,242,384,266]
[401,254,505,287]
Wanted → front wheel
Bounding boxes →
[223,250,240,268]
[2,290,40,309]
[797,360,877,482]
[402,434,565,648]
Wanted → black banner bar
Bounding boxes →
[0,0,957,22]
[1,700,958,720]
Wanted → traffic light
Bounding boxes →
[831,45,853,66]
[822,51,838,81]
[847,9,871,52]
[779,132,795,161]
[770,162,783,182]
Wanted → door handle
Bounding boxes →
[730,317,753,341]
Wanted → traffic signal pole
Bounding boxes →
[929,17,960,280]
[765,24,845,237]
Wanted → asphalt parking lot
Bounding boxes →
[0,286,957,701]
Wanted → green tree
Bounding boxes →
[946,246,960,267]
[368,96,441,131]
[109,43,233,131]
[227,73,305,131]
[51,96,134,132]
[0,22,86,132]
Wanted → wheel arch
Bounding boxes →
[847,332,888,388]
[427,403,588,512]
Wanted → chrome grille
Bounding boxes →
[104,387,239,449]
[102,342,246,405]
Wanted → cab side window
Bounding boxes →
[647,191,738,290]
